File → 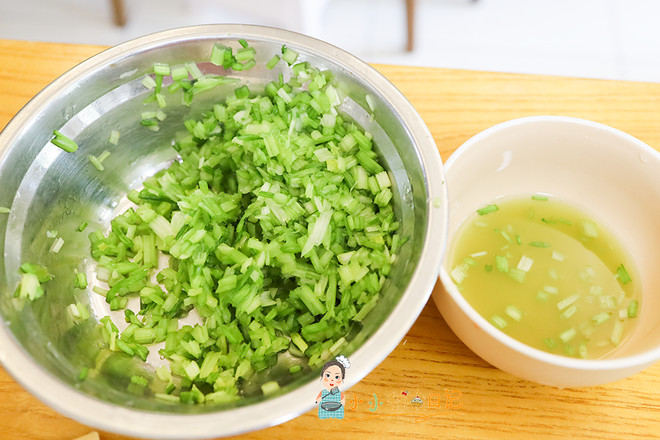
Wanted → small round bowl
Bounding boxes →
[0,25,447,438]
[434,115,660,387]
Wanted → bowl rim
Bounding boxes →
[0,24,448,438]
[439,114,660,373]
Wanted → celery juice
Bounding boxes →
[448,195,641,359]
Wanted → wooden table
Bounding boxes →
[2,39,660,440]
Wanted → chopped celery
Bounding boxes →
[476,204,498,215]
[74,272,88,289]
[581,220,599,238]
[210,44,227,66]
[78,367,89,381]
[261,381,280,395]
[266,55,281,70]
[616,264,632,284]
[505,305,523,322]
[559,327,576,343]
[88,155,104,171]
[16,273,44,301]
[490,315,507,329]
[50,130,78,153]
[495,255,509,273]
[508,268,526,283]
[559,304,578,320]
[141,75,157,89]
[84,42,399,405]
[20,263,52,282]
[108,130,120,145]
[153,63,170,76]
[281,45,299,65]
[516,255,533,272]
[15,263,52,301]
[49,237,64,253]
[557,294,579,311]
[536,290,550,302]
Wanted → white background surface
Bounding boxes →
[1,0,659,83]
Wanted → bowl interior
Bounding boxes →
[442,116,660,360]
[0,25,446,434]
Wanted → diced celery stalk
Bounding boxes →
[235,47,255,62]
[171,65,189,81]
[616,264,632,284]
[559,304,578,320]
[552,251,564,262]
[141,75,157,90]
[266,55,280,70]
[476,204,498,215]
[281,46,299,65]
[529,241,551,248]
[557,294,579,311]
[51,130,78,153]
[74,272,88,289]
[581,220,599,238]
[49,237,64,254]
[516,255,533,272]
[88,155,104,171]
[578,344,588,359]
[536,291,549,302]
[508,268,526,283]
[18,273,44,300]
[210,44,227,66]
[505,305,523,322]
[261,381,280,395]
[185,62,203,79]
[490,315,507,329]
[153,63,170,76]
[559,328,576,343]
[108,130,120,145]
[627,300,639,318]
[495,255,509,273]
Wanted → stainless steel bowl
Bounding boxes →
[0,25,447,438]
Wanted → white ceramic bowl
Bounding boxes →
[434,115,660,387]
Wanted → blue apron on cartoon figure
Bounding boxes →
[318,386,343,419]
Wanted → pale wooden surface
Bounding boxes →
[2,39,660,440]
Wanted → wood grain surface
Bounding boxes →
[2,39,660,440]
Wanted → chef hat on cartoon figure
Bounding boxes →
[335,355,350,369]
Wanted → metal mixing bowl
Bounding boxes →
[0,25,447,438]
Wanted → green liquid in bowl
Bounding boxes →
[448,195,641,359]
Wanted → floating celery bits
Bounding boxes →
[448,195,641,359]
